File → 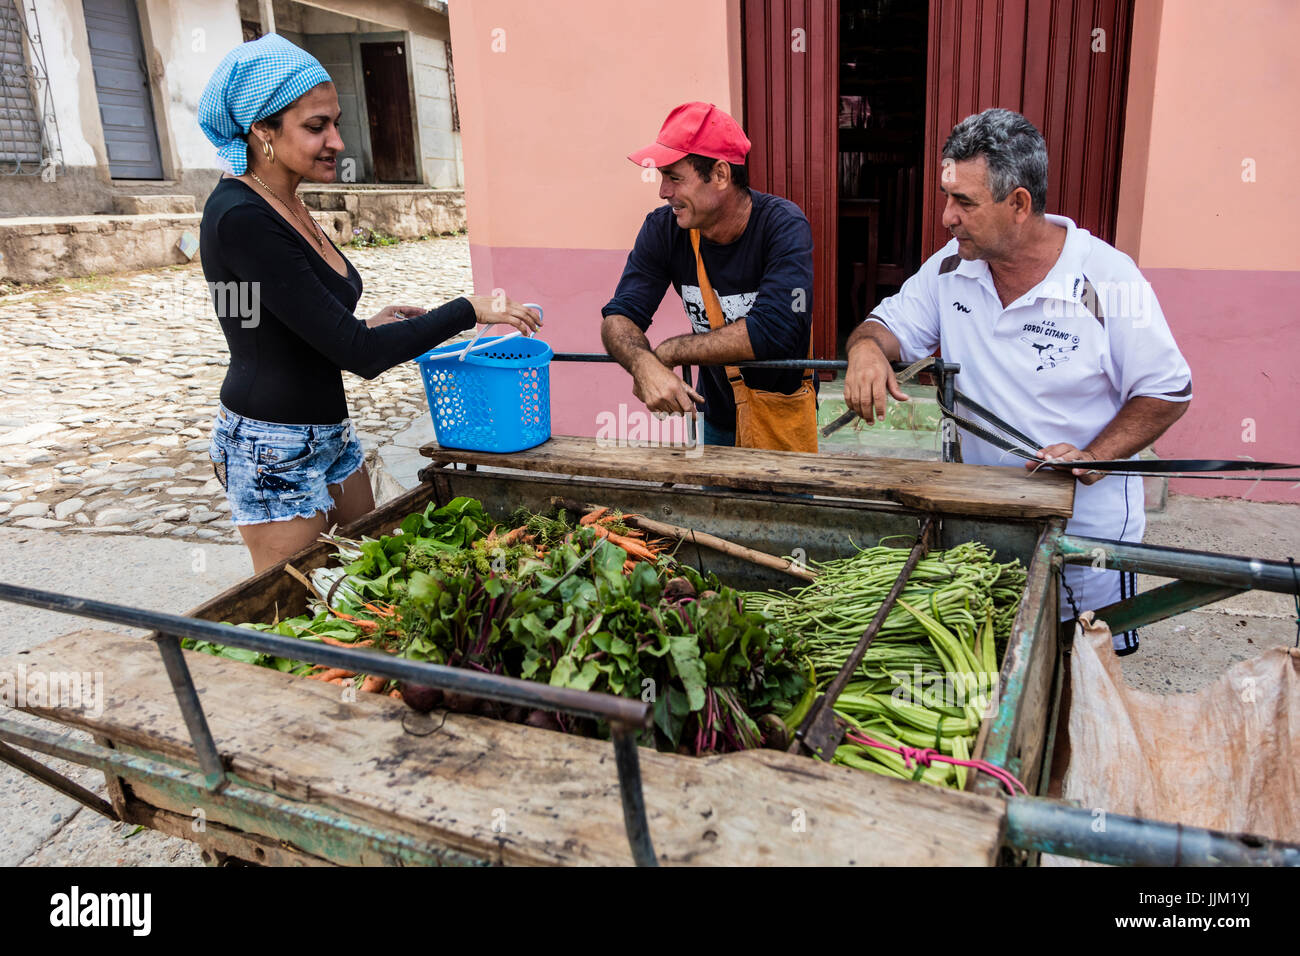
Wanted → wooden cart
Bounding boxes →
[2,440,1295,866]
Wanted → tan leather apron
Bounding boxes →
[690,228,818,452]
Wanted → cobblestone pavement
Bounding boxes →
[0,237,472,542]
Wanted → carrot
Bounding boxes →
[360,675,388,694]
[501,526,530,547]
[330,610,380,632]
[589,524,657,561]
[318,634,374,648]
[361,602,397,618]
[579,507,609,526]
[327,677,347,686]
[389,688,403,700]
[309,668,356,682]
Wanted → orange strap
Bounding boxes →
[688,228,814,385]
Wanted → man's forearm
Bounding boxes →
[655,319,756,367]
[601,314,657,374]
[1085,397,1190,460]
[847,317,902,362]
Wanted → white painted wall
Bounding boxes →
[30,0,99,167]
[28,0,242,176]
[140,0,244,174]
[409,30,458,188]
[20,0,458,188]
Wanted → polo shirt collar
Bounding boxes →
[948,214,1090,308]
[1029,214,1090,307]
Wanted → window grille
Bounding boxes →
[1,0,62,176]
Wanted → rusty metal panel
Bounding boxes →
[923,0,1133,255]
[742,0,839,359]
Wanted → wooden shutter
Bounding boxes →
[922,0,1133,254]
[742,0,839,360]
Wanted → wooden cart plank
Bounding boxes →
[419,436,1074,519]
[4,630,1007,867]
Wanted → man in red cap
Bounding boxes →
[601,102,818,452]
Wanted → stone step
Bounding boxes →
[0,213,202,284]
[112,194,196,215]
[298,186,466,239]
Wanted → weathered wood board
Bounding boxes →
[420,436,1074,520]
[5,630,1007,866]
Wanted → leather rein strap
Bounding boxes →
[911,357,1300,479]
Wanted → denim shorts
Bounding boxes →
[208,404,365,526]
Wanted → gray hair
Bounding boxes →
[942,108,1048,213]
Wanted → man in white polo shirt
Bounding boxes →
[844,108,1193,655]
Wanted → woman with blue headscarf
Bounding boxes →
[198,35,540,573]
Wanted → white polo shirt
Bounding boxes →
[867,214,1193,546]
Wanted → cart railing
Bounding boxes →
[0,581,659,867]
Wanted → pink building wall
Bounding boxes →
[450,1,1298,501]
[1116,0,1300,503]
[448,0,743,440]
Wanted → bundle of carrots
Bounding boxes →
[487,507,669,572]
[576,506,668,572]
[304,600,404,697]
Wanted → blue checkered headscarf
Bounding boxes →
[198,34,333,175]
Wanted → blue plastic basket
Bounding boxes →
[414,334,552,453]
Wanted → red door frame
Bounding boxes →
[743,1,1134,358]
[921,0,1134,254]
[742,0,839,361]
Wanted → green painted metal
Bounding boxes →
[970,522,1063,796]
[1091,580,1244,634]
[1005,797,1300,866]
[0,715,489,867]
[1054,533,1300,592]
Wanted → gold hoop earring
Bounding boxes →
[261,138,274,165]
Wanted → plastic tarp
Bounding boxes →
[1046,611,1299,865]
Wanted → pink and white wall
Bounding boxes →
[451,0,1298,501]
[1116,0,1300,503]
[448,0,743,442]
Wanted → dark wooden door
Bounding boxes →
[742,0,839,360]
[361,41,417,183]
[922,0,1133,253]
[83,0,163,179]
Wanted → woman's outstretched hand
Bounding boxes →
[366,304,428,328]
[464,295,543,335]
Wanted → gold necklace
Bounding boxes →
[249,172,327,252]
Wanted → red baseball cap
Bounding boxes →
[627,102,752,169]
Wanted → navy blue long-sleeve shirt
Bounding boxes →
[201,177,475,424]
[601,189,815,430]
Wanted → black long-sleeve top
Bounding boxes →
[199,177,475,424]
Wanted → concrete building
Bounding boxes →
[0,0,463,281]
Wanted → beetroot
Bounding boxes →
[662,576,697,603]
[524,709,562,731]
[399,683,442,713]
[443,691,478,713]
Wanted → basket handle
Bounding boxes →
[457,303,544,362]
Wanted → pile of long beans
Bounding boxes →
[744,540,1026,788]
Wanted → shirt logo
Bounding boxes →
[681,285,757,334]
[952,301,971,313]
[1019,332,1081,370]
[1019,320,1080,371]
